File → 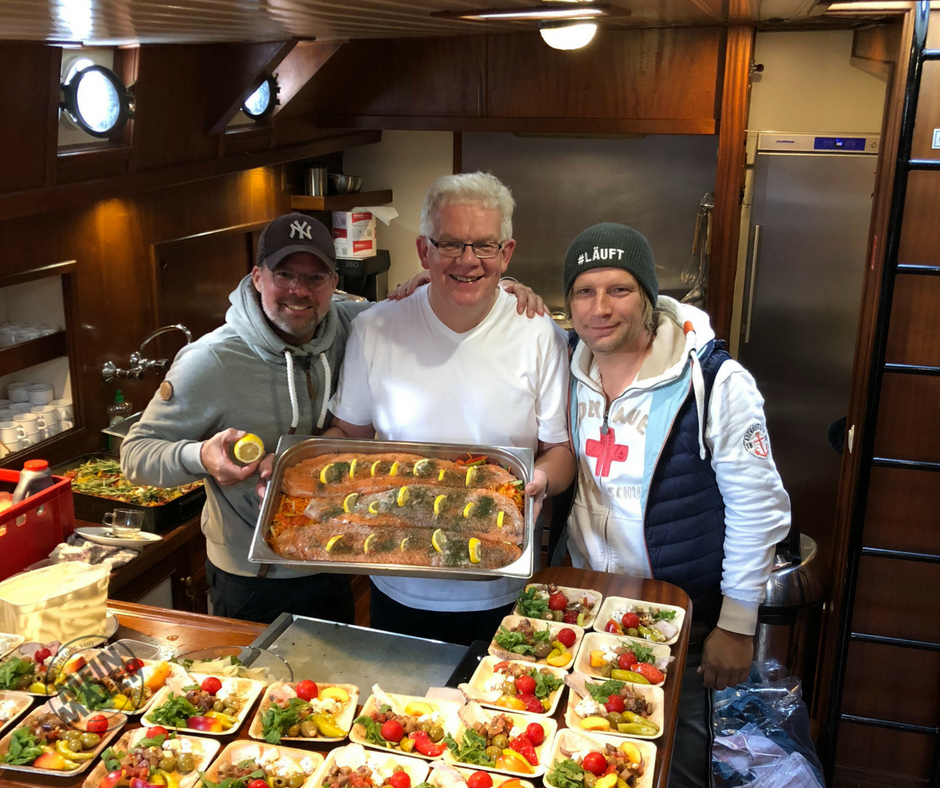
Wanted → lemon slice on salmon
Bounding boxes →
[349,459,358,478]
[432,529,447,553]
[465,467,478,486]
[400,538,410,551]
[343,493,359,513]
[368,502,380,514]
[438,469,446,482]
[463,502,475,518]
[433,495,447,516]
[320,463,334,484]
[363,534,376,554]
[325,535,344,552]
[468,538,482,564]
[397,486,410,506]
[232,434,264,464]
[389,462,400,476]
[413,459,431,476]
[497,511,505,528]
[370,460,381,477]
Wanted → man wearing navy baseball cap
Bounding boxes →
[561,223,791,787]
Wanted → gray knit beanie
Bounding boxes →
[563,223,658,304]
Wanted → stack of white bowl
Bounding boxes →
[0,382,73,452]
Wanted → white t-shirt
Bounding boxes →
[330,285,570,611]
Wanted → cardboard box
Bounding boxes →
[334,238,377,259]
[332,211,377,259]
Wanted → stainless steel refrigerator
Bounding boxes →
[738,132,879,561]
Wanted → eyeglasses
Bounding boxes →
[270,268,335,292]
[427,237,504,259]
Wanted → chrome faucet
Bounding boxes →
[102,324,193,382]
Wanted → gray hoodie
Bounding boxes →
[121,275,369,578]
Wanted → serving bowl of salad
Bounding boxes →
[249,680,359,744]
[572,633,671,687]
[144,672,265,735]
[563,674,663,740]
[488,616,583,669]
[352,686,461,760]
[544,729,656,788]
[513,585,602,629]
[460,657,566,716]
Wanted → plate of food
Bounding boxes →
[203,741,324,788]
[249,679,359,744]
[563,674,664,740]
[513,585,602,629]
[249,438,537,580]
[593,597,685,645]
[459,657,566,716]
[573,633,672,687]
[426,760,536,788]
[544,728,656,788]
[0,642,103,697]
[351,686,461,760]
[0,702,126,776]
[488,616,583,669]
[75,527,163,549]
[443,702,556,779]
[316,742,429,788]
[61,651,182,715]
[0,691,33,739]
[144,672,265,735]
[83,725,220,788]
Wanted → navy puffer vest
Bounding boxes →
[645,340,729,628]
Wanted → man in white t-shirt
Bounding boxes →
[326,172,575,645]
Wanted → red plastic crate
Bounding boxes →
[0,469,75,581]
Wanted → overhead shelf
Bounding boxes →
[0,332,68,377]
[291,190,393,211]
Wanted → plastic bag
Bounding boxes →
[711,666,824,788]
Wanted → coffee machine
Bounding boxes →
[336,250,390,302]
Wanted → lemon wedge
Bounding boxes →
[320,463,334,484]
[232,434,264,464]
[343,493,359,513]
[433,494,447,516]
[465,467,478,486]
[325,535,344,552]
[413,459,431,476]
[468,538,482,564]
[349,459,358,478]
[397,486,410,506]
[370,460,381,477]
[497,511,505,528]
[390,462,400,476]
[364,534,376,554]
[432,529,447,553]
[438,469,446,481]
[368,502,379,514]
[400,538,410,551]
[463,502,475,518]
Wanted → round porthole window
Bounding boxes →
[61,59,133,138]
[242,76,278,121]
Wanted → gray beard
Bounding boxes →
[264,304,325,341]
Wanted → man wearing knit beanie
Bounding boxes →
[561,223,791,787]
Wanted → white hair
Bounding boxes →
[419,171,515,241]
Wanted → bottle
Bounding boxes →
[107,390,134,426]
[12,459,56,504]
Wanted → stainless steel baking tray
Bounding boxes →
[248,435,535,581]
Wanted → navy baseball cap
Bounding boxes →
[256,213,336,271]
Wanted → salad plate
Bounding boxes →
[573,633,672,687]
[544,728,657,788]
[564,674,664,740]
[513,585,603,629]
[249,680,359,744]
[460,657,566,717]
[144,672,265,736]
[63,651,183,716]
[352,686,461,760]
[203,741,324,788]
[592,597,685,645]
[314,743,428,788]
[82,727,220,788]
[488,615,584,669]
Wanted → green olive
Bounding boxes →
[81,733,101,750]
[287,776,304,788]
[64,730,82,742]
[605,713,624,726]
[177,754,195,774]
[223,706,236,717]
[213,699,225,712]
[626,628,638,638]
[300,720,319,738]
[597,664,613,678]
[418,720,433,732]
[541,611,554,621]
[491,734,508,750]
[65,738,82,752]
[501,681,516,695]
[273,777,288,788]
[533,643,552,659]
[553,610,565,621]
[15,676,31,690]
[428,726,444,743]
[485,746,501,761]
[584,774,598,788]
[287,724,302,737]
[159,756,178,772]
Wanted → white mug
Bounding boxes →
[32,406,59,438]
[14,413,40,435]
[27,384,54,406]
[6,382,31,403]
[60,419,75,431]
[51,399,73,420]
[0,421,19,449]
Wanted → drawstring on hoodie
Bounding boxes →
[683,321,708,460]
[283,349,332,432]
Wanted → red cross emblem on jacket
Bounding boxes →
[585,426,629,477]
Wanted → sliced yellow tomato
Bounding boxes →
[580,716,611,731]
[320,686,350,703]
[495,695,527,710]
[145,661,171,690]
[619,741,643,765]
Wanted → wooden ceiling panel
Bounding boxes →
[0,0,855,45]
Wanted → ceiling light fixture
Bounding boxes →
[242,75,279,121]
[432,3,609,22]
[539,19,598,49]
[60,59,134,138]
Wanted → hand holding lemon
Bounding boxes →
[199,428,266,486]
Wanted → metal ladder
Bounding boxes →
[824,3,940,786]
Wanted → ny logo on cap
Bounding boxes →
[290,220,312,240]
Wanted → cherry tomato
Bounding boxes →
[86,715,108,734]
[467,772,493,788]
[200,676,222,695]
[556,628,577,648]
[33,648,51,665]
[381,719,405,743]
[493,661,510,672]
[515,675,536,695]
[124,658,145,674]
[296,680,319,701]
[617,652,638,670]
[145,726,169,738]
[581,752,608,777]
[633,662,665,684]
[548,593,569,611]
[508,734,538,765]
[563,610,579,625]
[248,781,270,788]
[605,695,625,713]
[604,620,622,634]
[525,722,545,746]
[621,612,641,630]
[517,693,544,714]
[387,771,411,788]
